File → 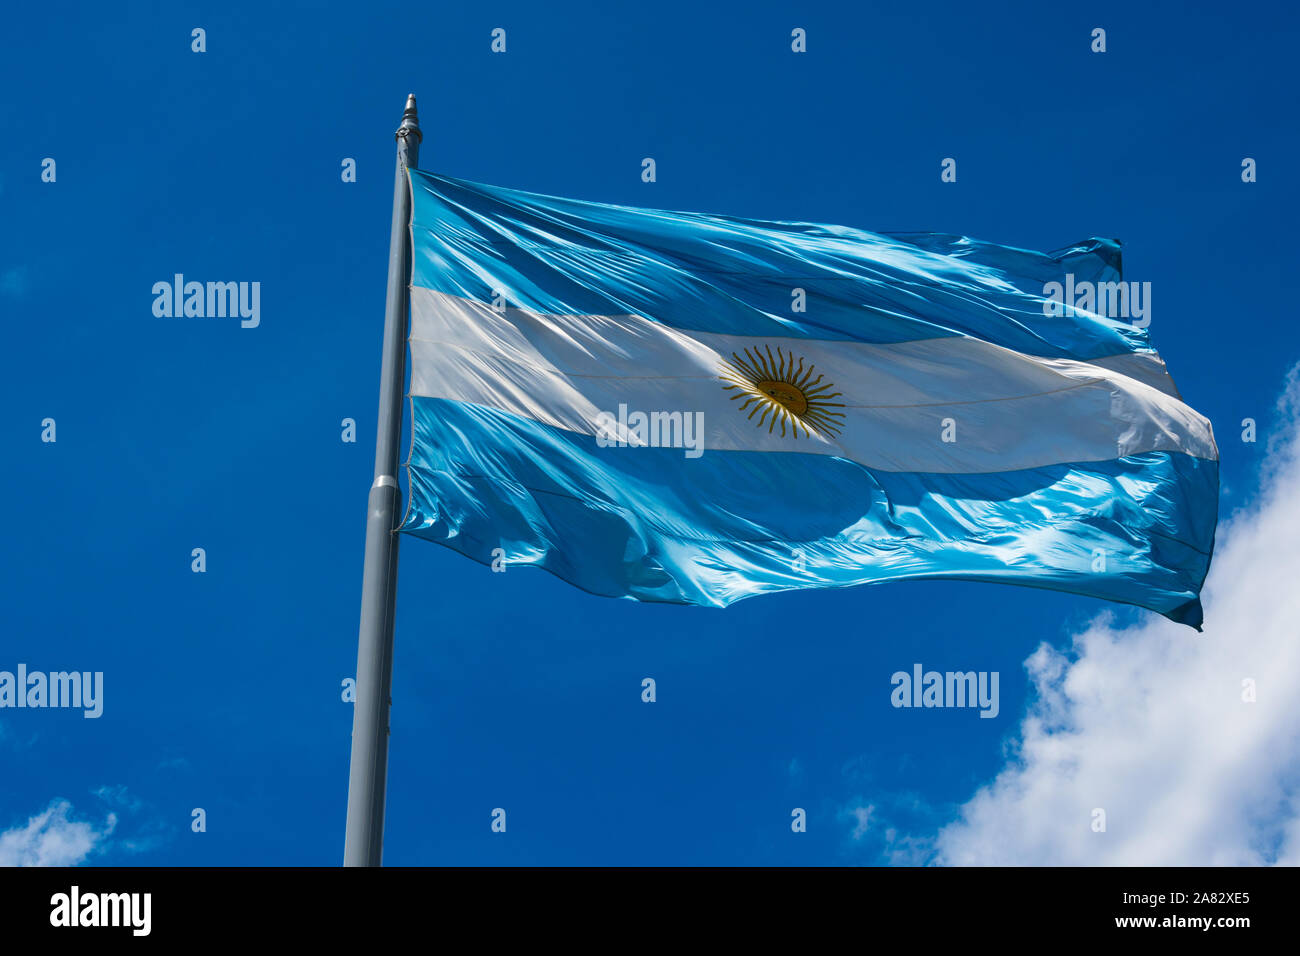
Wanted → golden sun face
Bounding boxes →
[719,346,847,439]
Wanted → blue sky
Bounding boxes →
[2,1,1297,865]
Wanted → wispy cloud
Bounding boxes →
[0,799,117,867]
[785,756,804,785]
[0,266,29,298]
[922,365,1300,865]
[92,785,170,855]
[93,784,143,814]
[844,803,874,840]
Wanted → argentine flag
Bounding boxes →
[398,170,1218,627]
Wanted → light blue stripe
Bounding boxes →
[410,169,1143,360]
[401,397,1216,627]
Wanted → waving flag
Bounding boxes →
[397,170,1218,627]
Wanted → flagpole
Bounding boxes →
[343,93,421,867]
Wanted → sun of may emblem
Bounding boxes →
[718,346,847,439]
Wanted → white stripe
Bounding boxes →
[1085,351,1182,398]
[408,288,1217,473]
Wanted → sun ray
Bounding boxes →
[717,346,846,440]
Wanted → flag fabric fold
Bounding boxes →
[398,169,1218,627]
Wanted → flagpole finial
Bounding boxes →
[397,93,421,143]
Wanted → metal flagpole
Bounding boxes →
[344,93,421,867]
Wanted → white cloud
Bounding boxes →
[931,366,1300,866]
[0,800,117,867]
